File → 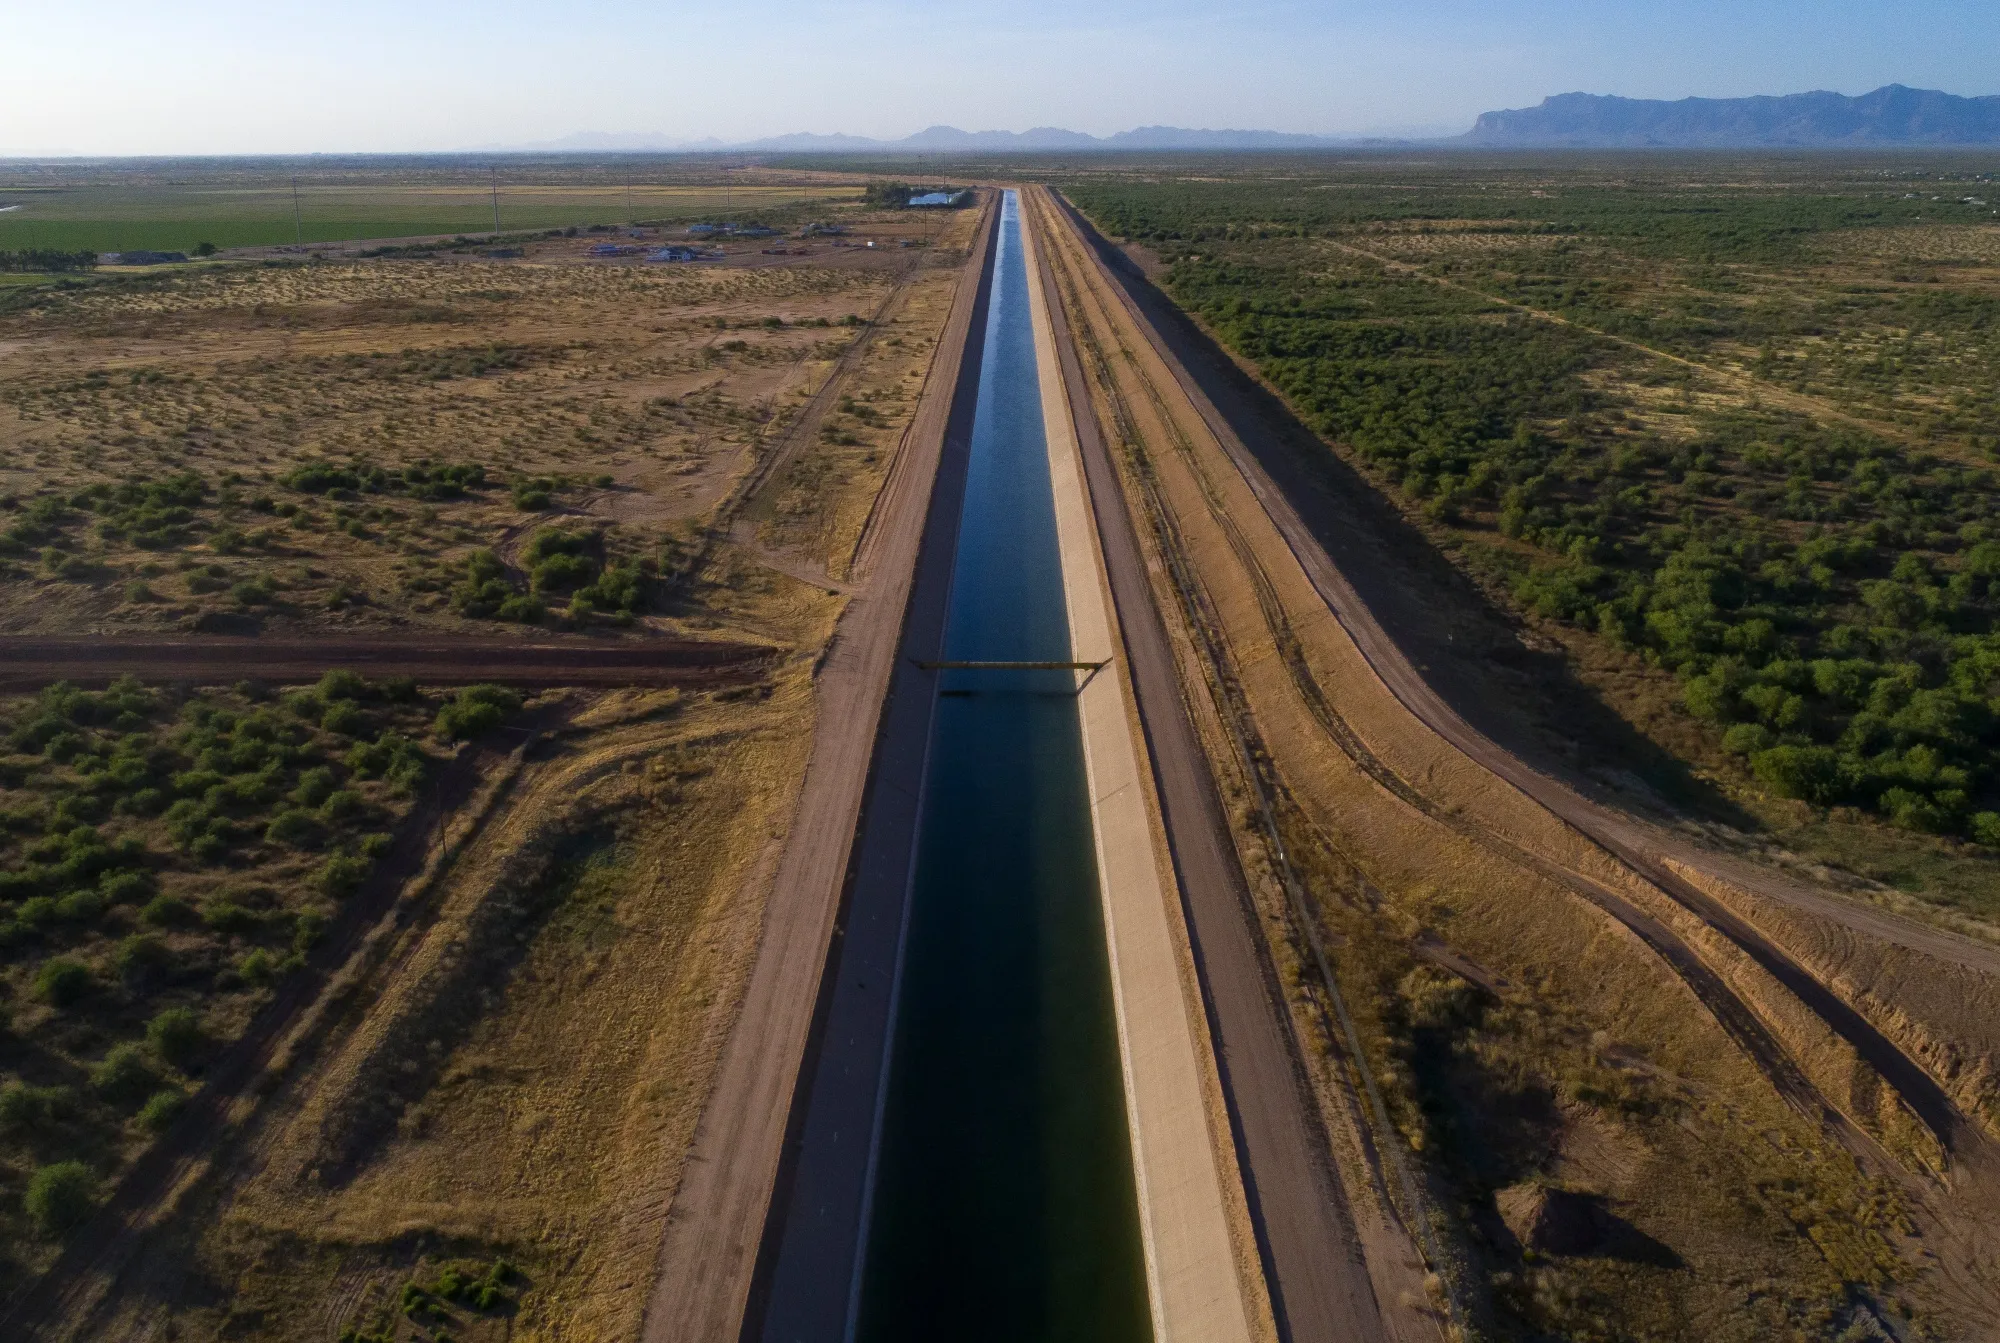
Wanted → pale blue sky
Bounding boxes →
[8,0,1998,154]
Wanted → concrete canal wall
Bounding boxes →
[1021,198,1258,1343]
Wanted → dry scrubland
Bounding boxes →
[0,248,918,638]
[1031,181,1999,1343]
[0,198,981,1337]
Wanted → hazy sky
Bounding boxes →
[8,0,1999,154]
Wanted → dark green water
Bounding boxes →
[856,192,1153,1343]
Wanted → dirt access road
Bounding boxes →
[639,193,1000,1342]
[0,636,774,689]
[1037,187,2000,1329]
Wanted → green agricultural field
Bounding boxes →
[0,175,860,254]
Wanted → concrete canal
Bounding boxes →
[855,190,1153,1342]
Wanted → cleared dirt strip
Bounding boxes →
[0,637,775,689]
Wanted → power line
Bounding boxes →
[291,175,303,246]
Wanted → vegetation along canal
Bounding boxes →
[857,191,1153,1342]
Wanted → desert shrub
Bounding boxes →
[201,900,260,936]
[346,732,426,791]
[434,684,522,741]
[318,852,371,897]
[282,459,485,500]
[230,576,275,606]
[137,1088,185,1134]
[114,933,172,985]
[142,1007,206,1071]
[319,789,366,823]
[91,1042,161,1109]
[431,1258,517,1312]
[264,806,321,848]
[292,909,328,954]
[139,894,198,927]
[24,1161,97,1238]
[55,889,103,923]
[238,948,277,987]
[321,701,366,737]
[292,766,337,807]
[511,477,556,511]
[1750,744,1850,804]
[0,1083,74,1135]
[99,869,152,904]
[34,957,93,1007]
[450,549,540,621]
[576,559,646,615]
[8,899,54,938]
[524,527,600,594]
[317,669,370,703]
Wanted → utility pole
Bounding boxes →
[291,175,304,246]
[490,166,501,233]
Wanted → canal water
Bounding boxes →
[856,191,1153,1342]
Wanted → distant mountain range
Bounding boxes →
[480,87,2000,157]
[478,124,1386,154]
[1462,85,2000,147]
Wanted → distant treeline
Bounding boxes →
[0,250,98,273]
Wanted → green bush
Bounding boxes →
[317,669,370,703]
[34,957,94,1007]
[91,1042,161,1109]
[115,933,172,985]
[292,766,337,806]
[434,684,522,741]
[147,1006,206,1068]
[140,894,198,927]
[100,869,153,904]
[202,900,260,936]
[137,1088,186,1134]
[1749,745,1850,805]
[265,807,323,848]
[347,732,427,791]
[320,789,366,823]
[24,1161,97,1238]
[0,1083,74,1134]
[318,853,371,897]
[511,477,556,511]
[15,895,58,930]
[238,948,277,987]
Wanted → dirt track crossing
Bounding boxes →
[0,636,776,689]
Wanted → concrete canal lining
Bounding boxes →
[1021,199,1259,1343]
